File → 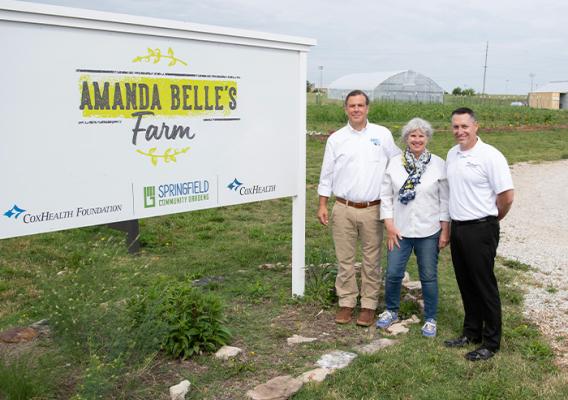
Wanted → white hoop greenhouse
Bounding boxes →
[328,70,444,103]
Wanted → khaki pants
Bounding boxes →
[332,202,383,310]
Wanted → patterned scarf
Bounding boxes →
[398,147,431,204]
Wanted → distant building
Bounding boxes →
[528,81,568,110]
[327,70,444,103]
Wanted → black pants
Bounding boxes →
[450,218,501,351]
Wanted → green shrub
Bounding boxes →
[304,263,338,308]
[507,323,539,339]
[0,355,54,400]
[398,298,421,319]
[521,340,555,361]
[128,279,231,359]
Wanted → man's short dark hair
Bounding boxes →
[344,90,370,106]
[451,107,477,122]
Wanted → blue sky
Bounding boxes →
[25,0,568,94]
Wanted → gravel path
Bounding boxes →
[498,159,568,366]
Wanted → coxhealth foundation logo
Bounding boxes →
[3,203,123,224]
[144,179,210,208]
[4,204,26,219]
[226,178,276,196]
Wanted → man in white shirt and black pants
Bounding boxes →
[317,90,400,327]
[444,107,514,361]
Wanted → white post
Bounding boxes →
[292,51,307,297]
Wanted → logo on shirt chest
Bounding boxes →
[370,138,381,146]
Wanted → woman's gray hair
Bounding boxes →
[400,117,434,142]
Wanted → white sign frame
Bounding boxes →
[0,0,315,296]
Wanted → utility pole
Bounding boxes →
[529,73,535,92]
[318,65,324,105]
[482,41,488,95]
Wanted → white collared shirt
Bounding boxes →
[318,121,400,202]
[446,137,514,221]
[380,153,449,238]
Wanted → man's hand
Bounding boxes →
[317,205,329,226]
[318,195,330,226]
[497,189,514,221]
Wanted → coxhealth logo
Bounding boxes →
[144,179,210,207]
[226,178,276,196]
[227,178,243,191]
[4,204,26,219]
[3,203,122,224]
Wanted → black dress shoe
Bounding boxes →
[443,336,480,348]
[465,347,496,361]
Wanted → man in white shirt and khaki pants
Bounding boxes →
[317,90,400,326]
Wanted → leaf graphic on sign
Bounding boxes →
[136,147,191,166]
[153,48,161,64]
[164,148,172,163]
[132,47,188,66]
[148,147,158,166]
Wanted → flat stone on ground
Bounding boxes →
[316,350,357,370]
[169,380,190,400]
[287,335,317,345]
[401,315,420,326]
[192,276,225,287]
[298,368,332,383]
[403,293,418,302]
[386,323,409,335]
[246,375,303,400]
[0,327,39,343]
[215,345,242,360]
[353,338,398,354]
[418,300,425,311]
[402,281,422,290]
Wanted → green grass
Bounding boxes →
[1,101,568,398]
[307,93,568,133]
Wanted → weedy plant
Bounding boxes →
[501,258,531,272]
[0,356,43,400]
[128,279,232,359]
[304,262,338,308]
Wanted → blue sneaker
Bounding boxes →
[376,310,398,329]
[422,319,437,337]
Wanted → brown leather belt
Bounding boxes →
[335,197,380,209]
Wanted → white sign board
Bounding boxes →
[0,1,315,295]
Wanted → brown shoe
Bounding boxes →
[335,307,353,324]
[356,308,375,327]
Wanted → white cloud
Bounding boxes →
[21,0,568,93]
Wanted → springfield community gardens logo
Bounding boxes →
[144,179,210,208]
[227,178,276,196]
[4,203,122,224]
[78,47,240,166]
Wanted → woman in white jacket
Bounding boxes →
[375,117,450,337]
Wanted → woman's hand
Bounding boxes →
[384,219,402,251]
[439,221,450,249]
